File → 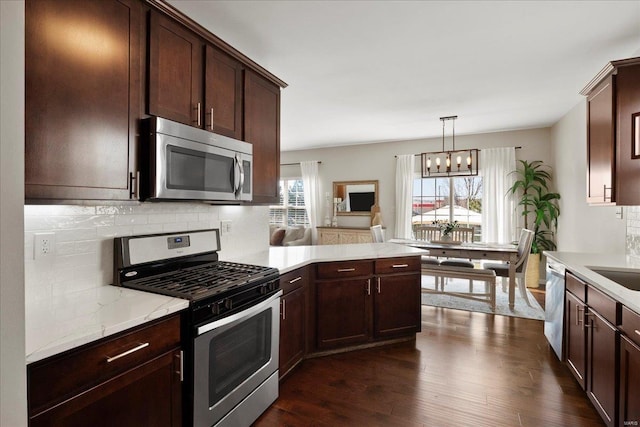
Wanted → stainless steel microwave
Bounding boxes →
[140,116,252,202]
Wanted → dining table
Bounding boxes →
[389,238,520,309]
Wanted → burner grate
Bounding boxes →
[124,261,278,301]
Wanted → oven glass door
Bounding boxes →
[193,291,281,427]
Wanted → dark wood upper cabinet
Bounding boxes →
[148,10,203,127]
[244,69,281,204]
[25,0,141,201]
[614,63,640,205]
[582,57,640,205]
[585,76,615,204]
[205,45,243,139]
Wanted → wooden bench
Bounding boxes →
[421,264,496,309]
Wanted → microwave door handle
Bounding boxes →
[233,155,242,198]
[238,156,245,195]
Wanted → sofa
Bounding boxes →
[269,225,312,246]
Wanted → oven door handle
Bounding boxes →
[196,290,283,336]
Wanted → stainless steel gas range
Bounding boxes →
[113,229,281,427]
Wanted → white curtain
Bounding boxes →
[394,154,415,239]
[481,147,516,243]
[300,160,321,228]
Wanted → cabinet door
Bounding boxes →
[25,0,140,200]
[319,230,339,245]
[374,273,421,339]
[279,286,306,378]
[244,69,280,204]
[586,309,618,427]
[316,278,370,349]
[565,291,587,389]
[619,334,640,426]
[30,350,182,427]
[148,11,203,127]
[615,64,640,205]
[204,45,243,139]
[586,76,616,204]
[339,232,360,245]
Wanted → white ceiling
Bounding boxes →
[169,1,640,152]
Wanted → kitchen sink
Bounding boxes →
[587,267,640,291]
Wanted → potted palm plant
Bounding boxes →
[508,160,561,287]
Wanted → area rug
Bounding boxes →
[421,276,545,320]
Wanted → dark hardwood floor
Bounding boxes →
[256,286,605,427]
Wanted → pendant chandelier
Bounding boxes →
[421,115,479,178]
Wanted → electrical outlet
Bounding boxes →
[220,220,232,235]
[34,232,55,260]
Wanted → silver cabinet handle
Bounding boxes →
[176,350,183,382]
[338,268,356,272]
[289,276,302,284]
[281,299,286,320]
[106,342,149,363]
[210,107,214,130]
[576,306,583,326]
[377,277,381,293]
[603,185,612,202]
[194,102,201,127]
[366,279,371,295]
[392,264,409,268]
[635,329,640,337]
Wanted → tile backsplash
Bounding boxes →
[24,203,269,301]
[627,206,640,257]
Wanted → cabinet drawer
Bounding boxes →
[280,267,308,294]
[375,257,420,275]
[621,306,640,347]
[587,285,619,325]
[316,260,373,280]
[566,271,586,302]
[28,314,181,415]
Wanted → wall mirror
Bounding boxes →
[333,180,379,216]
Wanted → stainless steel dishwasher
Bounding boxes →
[544,258,566,360]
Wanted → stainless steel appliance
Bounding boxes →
[140,116,252,203]
[544,257,566,360]
[113,229,280,427]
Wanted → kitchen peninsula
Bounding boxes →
[26,242,425,362]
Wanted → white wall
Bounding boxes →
[1,1,27,425]
[282,127,553,241]
[550,100,626,253]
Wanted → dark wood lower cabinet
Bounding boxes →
[316,278,371,349]
[30,350,182,427]
[374,273,421,339]
[619,334,640,426]
[28,314,182,427]
[565,290,587,389]
[279,286,306,378]
[586,308,618,427]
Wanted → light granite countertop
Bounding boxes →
[544,251,640,314]
[26,243,426,364]
[228,242,427,274]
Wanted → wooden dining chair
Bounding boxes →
[413,224,442,241]
[483,229,535,306]
[370,225,384,243]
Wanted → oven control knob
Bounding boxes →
[224,299,233,310]
[259,285,267,295]
[211,301,222,315]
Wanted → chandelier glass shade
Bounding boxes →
[421,116,479,178]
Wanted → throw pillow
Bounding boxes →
[270,228,286,246]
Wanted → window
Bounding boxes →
[269,179,309,227]
[412,176,483,241]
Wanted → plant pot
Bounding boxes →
[525,253,540,288]
[440,234,452,242]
